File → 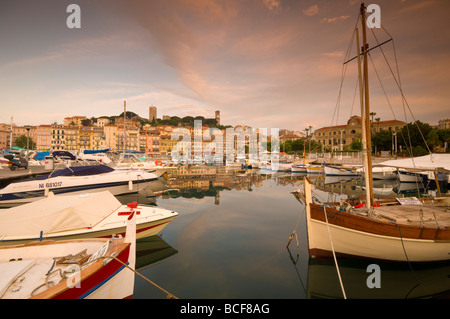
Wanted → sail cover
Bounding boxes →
[379,154,450,172]
[0,191,122,238]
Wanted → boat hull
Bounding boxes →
[0,170,158,207]
[307,165,324,174]
[291,165,307,173]
[0,215,177,246]
[306,202,450,262]
[1,238,134,299]
[396,170,428,183]
[324,165,358,176]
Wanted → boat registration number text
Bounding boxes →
[38,182,63,189]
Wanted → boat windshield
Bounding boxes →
[17,165,115,182]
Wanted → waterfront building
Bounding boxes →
[78,126,107,151]
[139,129,161,155]
[280,134,302,143]
[64,116,87,127]
[160,135,179,156]
[116,125,139,151]
[104,125,118,150]
[64,126,79,152]
[313,115,405,151]
[96,117,110,127]
[438,119,450,129]
[51,124,66,150]
[0,123,10,150]
[35,125,52,151]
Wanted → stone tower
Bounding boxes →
[215,110,220,126]
[149,106,157,122]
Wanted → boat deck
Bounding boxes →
[0,239,109,299]
[373,204,450,229]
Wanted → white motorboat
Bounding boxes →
[111,153,172,177]
[0,165,158,207]
[380,154,450,183]
[394,169,428,183]
[0,191,178,246]
[0,210,137,299]
[356,166,397,180]
[78,149,112,164]
[324,164,358,176]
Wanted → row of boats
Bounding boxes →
[291,4,450,271]
[0,154,180,299]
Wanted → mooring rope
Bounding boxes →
[97,255,179,299]
[322,205,347,299]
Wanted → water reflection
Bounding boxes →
[306,258,450,299]
[126,167,449,299]
[136,235,178,271]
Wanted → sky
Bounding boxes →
[0,0,449,132]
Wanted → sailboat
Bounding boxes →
[298,4,450,263]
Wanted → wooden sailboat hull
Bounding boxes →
[307,165,324,174]
[324,165,358,176]
[306,202,450,262]
[291,164,307,173]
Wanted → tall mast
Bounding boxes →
[9,116,13,149]
[360,3,374,207]
[123,100,127,153]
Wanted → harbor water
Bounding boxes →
[116,168,450,299]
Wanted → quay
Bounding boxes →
[0,166,52,188]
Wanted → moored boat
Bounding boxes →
[0,210,137,299]
[0,165,158,207]
[296,4,450,264]
[0,191,178,246]
[395,169,428,183]
[306,164,324,174]
[324,164,358,176]
[291,164,307,173]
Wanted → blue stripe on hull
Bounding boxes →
[0,177,157,203]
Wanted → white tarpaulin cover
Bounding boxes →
[379,154,450,172]
[0,191,122,237]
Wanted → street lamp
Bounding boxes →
[392,131,397,159]
[25,125,31,157]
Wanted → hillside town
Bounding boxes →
[1,105,449,157]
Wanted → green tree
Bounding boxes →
[291,139,305,152]
[81,118,92,126]
[181,116,194,124]
[398,121,432,154]
[372,130,394,152]
[350,140,362,151]
[14,135,36,150]
[426,130,440,151]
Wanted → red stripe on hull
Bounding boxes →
[52,246,130,299]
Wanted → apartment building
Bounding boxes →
[51,124,66,150]
[64,116,87,127]
[313,115,405,151]
[35,125,52,151]
[139,129,160,155]
[0,123,10,149]
[79,126,107,150]
[65,126,79,151]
